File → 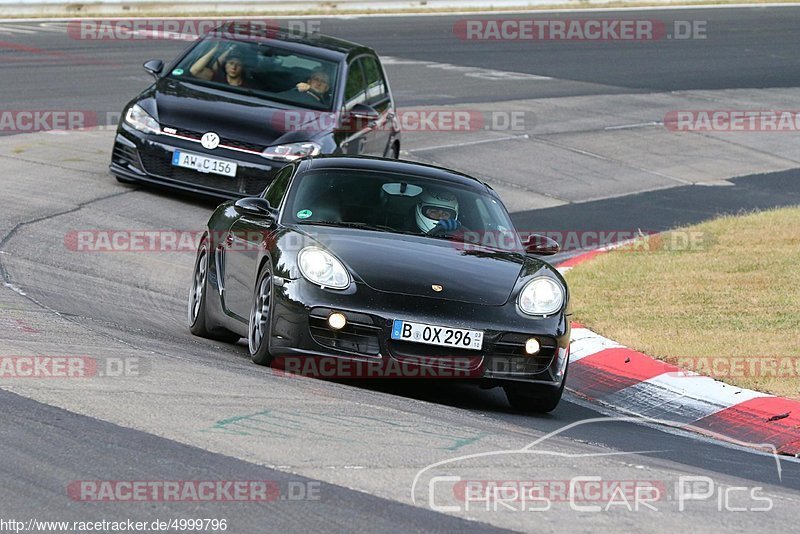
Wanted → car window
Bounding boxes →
[263,164,294,207]
[344,60,366,110]
[359,56,388,105]
[170,38,339,111]
[278,55,324,70]
[285,169,523,252]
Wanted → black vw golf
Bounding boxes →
[188,156,571,412]
[111,24,400,198]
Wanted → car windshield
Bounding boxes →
[169,37,339,111]
[285,169,524,252]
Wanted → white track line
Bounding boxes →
[0,25,36,34]
[408,133,530,153]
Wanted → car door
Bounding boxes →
[359,55,394,157]
[338,58,374,155]
[222,165,293,321]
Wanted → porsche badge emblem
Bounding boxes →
[431,284,443,292]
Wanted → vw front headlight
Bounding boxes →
[124,104,160,134]
[261,142,321,161]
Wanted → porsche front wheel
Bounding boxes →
[248,265,274,366]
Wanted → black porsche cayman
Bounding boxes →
[188,156,571,411]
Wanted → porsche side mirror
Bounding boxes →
[234,197,275,221]
[143,59,164,78]
[523,234,560,256]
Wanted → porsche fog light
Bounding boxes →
[518,277,564,316]
[525,338,540,355]
[297,247,350,289]
[328,312,347,330]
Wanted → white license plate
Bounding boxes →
[391,320,483,351]
[172,150,237,177]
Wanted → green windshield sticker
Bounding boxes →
[171,68,184,76]
[297,209,312,219]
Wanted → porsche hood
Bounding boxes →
[303,228,528,305]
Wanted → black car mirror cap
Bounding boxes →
[234,197,275,220]
[143,59,164,78]
[523,234,560,256]
[349,103,380,121]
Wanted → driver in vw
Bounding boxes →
[415,190,463,235]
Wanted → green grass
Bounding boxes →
[565,206,800,398]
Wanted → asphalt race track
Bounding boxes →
[1,6,800,532]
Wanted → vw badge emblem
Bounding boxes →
[201,132,220,150]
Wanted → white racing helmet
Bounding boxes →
[415,190,459,232]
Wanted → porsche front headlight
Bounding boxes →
[518,277,564,316]
[297,247,350,289]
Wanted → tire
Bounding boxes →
[503,365,568,413]
[248,264,274,366]
[188,238,240,342]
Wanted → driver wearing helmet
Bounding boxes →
[415,190,462,234]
